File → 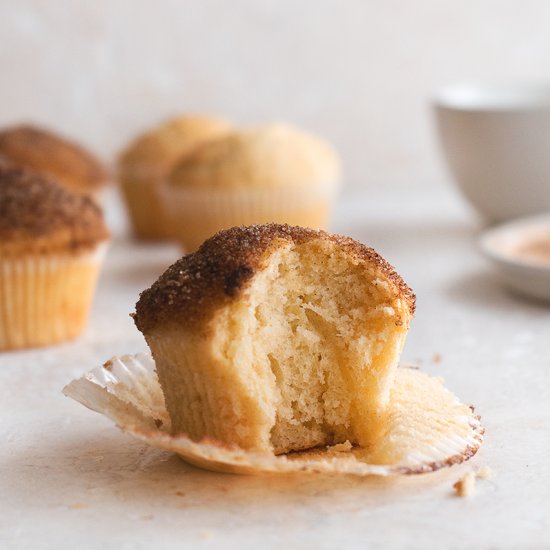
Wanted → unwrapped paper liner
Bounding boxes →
[63,353,483,476]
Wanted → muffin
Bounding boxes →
[134,224,414,454]
[0,167,109,350]
[163,123,341,251]
[118,115,232,240]
[0,124,107,199]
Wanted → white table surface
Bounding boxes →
[1,186,549,550]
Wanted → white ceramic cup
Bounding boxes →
[433,83,550,223]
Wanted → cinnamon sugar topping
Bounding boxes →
[0,166,109,251]
[134,223,415,332]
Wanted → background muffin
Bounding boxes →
[0,124,107,199]
[0,167,109,350]
[164,123,341,251]
[118,115,232,240]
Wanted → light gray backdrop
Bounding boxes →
[1,0,549,190]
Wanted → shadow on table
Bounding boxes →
[336,218,478,250]
[102,238,181,289]
[107,259,175,289]
[3,429,463,513]
[445,269,550,313]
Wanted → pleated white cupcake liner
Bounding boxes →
[63,354,483,477]
[158,180,341,250]
[0,244,107,350]
[160,180,339,217]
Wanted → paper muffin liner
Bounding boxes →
[158,180,341,252]
[119,170,172,240]
[63,354,483,476]
[0,244,107,350]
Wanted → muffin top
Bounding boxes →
[134,223,415,333]
[0,124,107,195]
[118,115,232,177]
[168,123,341,190]
[0,166,109,254]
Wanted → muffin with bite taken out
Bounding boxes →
[134,224,414,454]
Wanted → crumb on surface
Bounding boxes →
[454,472,476,497]
[68,502,88,510]
[432,353,442,364]
[329,440,353,453]
[476,466,494,480]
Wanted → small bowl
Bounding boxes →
[433,82,550,223]
[480,213,550,301]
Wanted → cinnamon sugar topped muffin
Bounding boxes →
[135,223,414,331]
[134,224,414,454]
[0,167,109,350]
[118,115,232,240]
[0,124,107,197]
[0,167,108,254]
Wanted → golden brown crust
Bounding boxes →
[0,166,109,254]
[133,223,415,333]
[168,123,340,190]
[118,115,232,177]
[0,124,107,194]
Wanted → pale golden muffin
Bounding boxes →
[118,115,232,240]
[164,123,341,251]
[134,224,414,455]
[0,167,109,350]
[0,124,107,198]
